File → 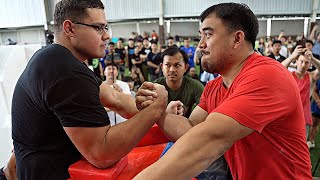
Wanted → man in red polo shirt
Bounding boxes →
[135,2,312,180]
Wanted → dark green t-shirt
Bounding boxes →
[154,76,204,117]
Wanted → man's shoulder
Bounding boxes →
[153,77,166,84]
[184,77,203,87]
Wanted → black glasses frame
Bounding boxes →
[72,21,108,34]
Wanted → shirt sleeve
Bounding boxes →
[193,80,204,105]
[214,65,299,133]
[46,71,110,127]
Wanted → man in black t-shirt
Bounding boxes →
[11,1,168,179]
[268,40,286,62]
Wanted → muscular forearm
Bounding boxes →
[100,84,139,118]
[110,93,139,118]
[99,102,165,168]
[157,113,193,142]
[134,121,233,179]
[281,56,295,68]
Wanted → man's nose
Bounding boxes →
[102,31,110,41]
[198,37,207,49]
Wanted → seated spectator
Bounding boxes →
[187,67,199,80]
[104,64,132,125]
[122,76,136,98]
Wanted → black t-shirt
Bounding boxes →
[147,52,161,75]
[12,44,110,180]
[115,48,126,61]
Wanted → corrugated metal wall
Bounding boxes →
[0,0,46,28]
[105,0,160,21]
[106,0,314,21]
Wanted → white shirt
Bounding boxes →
[107,80,131,126]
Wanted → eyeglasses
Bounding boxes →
[72,21,108,34]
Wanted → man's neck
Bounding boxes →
[221,50,255,88]
[273,52,280,56]
[106,78,117,85]
[56,37,86,62]
[295,70,307,79]
[166,78,183,90]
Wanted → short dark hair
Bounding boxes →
[128,38,134,41]
[161,46,189,64]
[108,42,115,46]
[167,36,174,40]
[122,76,134,82]
[105,63,119,70]
[272,40,282,46]
[306,39,314,46]
[54,0,104,33]
[200,3,258,48]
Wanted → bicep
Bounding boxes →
[189,106,208,126]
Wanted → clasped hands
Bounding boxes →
[136,82,184,116]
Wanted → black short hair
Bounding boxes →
[108,42,115,46]
[167,36,174,40]
[161,46,189,64]
[54,0,104,33]
[272,40,282,46]
[200,3,258,48]
[128,38,134,41]
[122,76,134,82]
[118,38,124,43]
[105,63,119,70]
[306,39,314,46]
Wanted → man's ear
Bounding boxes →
[233,30,245,49]
[185,63,189,72]
[160,63,163,69]
[63,20,75,38]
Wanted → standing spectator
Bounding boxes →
[115,38,126,79]
[180,38,196,68]
[104,42,121,66]
[268,40,286,62]
[167,36,176,48]
[308,79,320,148]
[309,24,320,57]
[126,38,135,71]
[151,30,159,43]
[257,37,266,55]
[140,38,151,81]
[278,31,288,58]
[282,45,320,139]
[147,41,161,81]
